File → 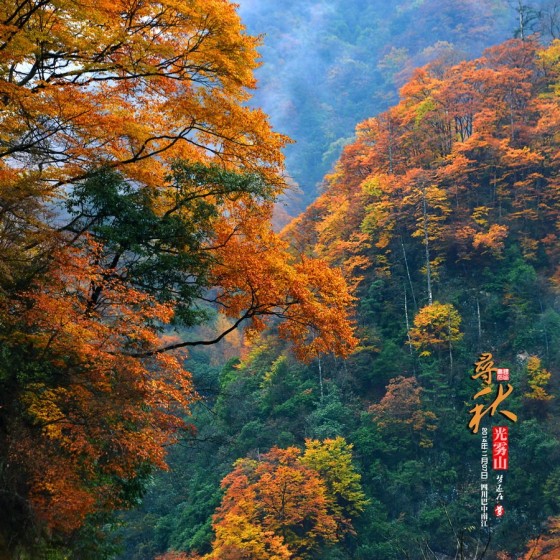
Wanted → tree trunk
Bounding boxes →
[421,184,433,305]
[401,238,417,311]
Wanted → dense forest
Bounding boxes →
[238,0,545,211]
[1,1,560,560]
[117,35,560,560]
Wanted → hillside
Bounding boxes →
[119,38,560,560]
[237,0,524,210]
[2,2,560,559]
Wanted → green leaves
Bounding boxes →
[64,164,273,327]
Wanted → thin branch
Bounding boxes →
[127,307,255,357]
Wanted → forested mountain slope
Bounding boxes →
[3,1,560,559]
[122,38,560,560]
[237,0,537,209]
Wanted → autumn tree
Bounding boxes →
[409,302,463,359]
[401,171,451,304]
[523,355,554,418]
[369,376,437,448]
[0,1,358,556]
[207,440,366,559]
[0,0,285,186]
[524,356,554,401]
[301,437,369,532]
[522,517,560,559]
[1,240,197,536]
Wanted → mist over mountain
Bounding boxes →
[237,0,524,210]
[5,1,560,559]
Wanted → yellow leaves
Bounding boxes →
[301,437,368,519]
[316,196,350,246]
[21,384,68,439]
[524,355,554,401]
[409,302,463,355]
[472,206,492,226]
[539,39,560,96]
[520,235,540,261]
[209,440,365,559]
[362,199,395,245]
[361,175,385,197]
[260,355,287,389]
[210,513,292,560]
[413,97,438,127]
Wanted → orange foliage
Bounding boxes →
[0,173,358,542]
[472,223,509,255]
[522,517,560,559]
[291,38,560,292]
[209,447,337,559]
[0,0,288,307]
[207,440,366,559]
[4,240,195,533]
[209,208,358,362]
[0,0,287,192]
